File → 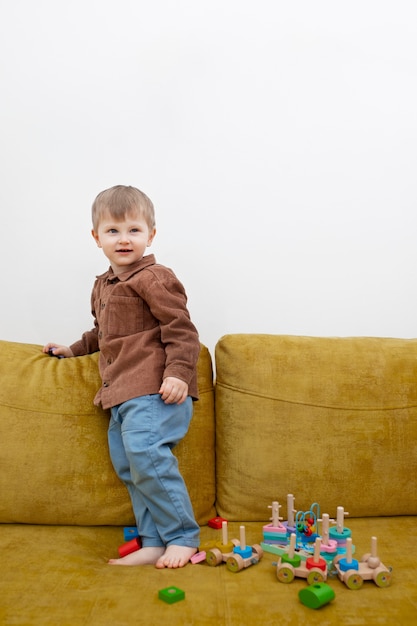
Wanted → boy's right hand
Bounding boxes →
[42,343,74,358]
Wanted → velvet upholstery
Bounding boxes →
[215,334,417,521]
[0,340,216,526]
[1,335,416,625]
[1,518,416,626]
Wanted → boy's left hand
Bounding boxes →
[159,377,188,405]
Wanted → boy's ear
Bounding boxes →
[147,228,156,247]
[91,229,102,247]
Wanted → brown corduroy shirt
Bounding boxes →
[70,254,200,410]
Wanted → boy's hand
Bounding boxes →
[159,377,188,405]
[42,343,74,358]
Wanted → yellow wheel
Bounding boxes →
[373,567,392,588]
[206,548,223,566]
[277,564,295,583]
[344,570,363,590]
[227,554,244,573]
[307,568,325,584]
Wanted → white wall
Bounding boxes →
[1,0,417,356]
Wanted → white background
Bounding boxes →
[1,0,416,356]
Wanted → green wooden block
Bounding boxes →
[158,586,185,604]
[299,582,335,609]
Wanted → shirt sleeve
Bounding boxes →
[137,266,200,385]
[70,328,99,356]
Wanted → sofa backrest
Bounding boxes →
[215,334,417,522]
[0,340,216,526]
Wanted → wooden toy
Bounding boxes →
[286,493,297,531]
[295,503,320,545]
[190,551,206,564]
[263,501,288,545]
[206,522,262,571]
[158,586,185,604]
[206,521,239,566]
[208,516,228,529]
[262,498,354,562]
[333,536,392,589]
[262,495,298,547]
[329,506,351,546]
[226,525,263,572]
[299,582,335,609]
[123,526,139,541]
[320,513,338,555]
[276,534,328,584]
[118,536,141,557]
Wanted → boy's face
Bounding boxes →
[92,211,156,275]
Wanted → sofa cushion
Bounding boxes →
[215,334,417,521]
[0,340,215,526]
[1,517,415,625]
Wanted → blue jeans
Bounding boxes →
[108,395,200,549]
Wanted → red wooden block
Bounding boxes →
[118,537,142,557]
[208,516,228,529]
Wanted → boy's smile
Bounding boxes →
[92,212,156,275]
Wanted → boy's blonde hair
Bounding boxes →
[92,185,156,231]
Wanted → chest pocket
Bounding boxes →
[106,295,144,336]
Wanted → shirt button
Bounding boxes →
[103,381,109,387]
[101,303,106,309]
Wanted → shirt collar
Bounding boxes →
[97,254,156,283]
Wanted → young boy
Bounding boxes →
[43,185,200,568]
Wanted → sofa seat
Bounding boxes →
[1,517,415,625]
[1,335,417,625]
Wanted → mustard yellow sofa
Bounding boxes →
[1,335,416,625]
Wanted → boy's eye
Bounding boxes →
[109,228,118,234]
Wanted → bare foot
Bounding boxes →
[155,545,197,569]
[108,546,165,566]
